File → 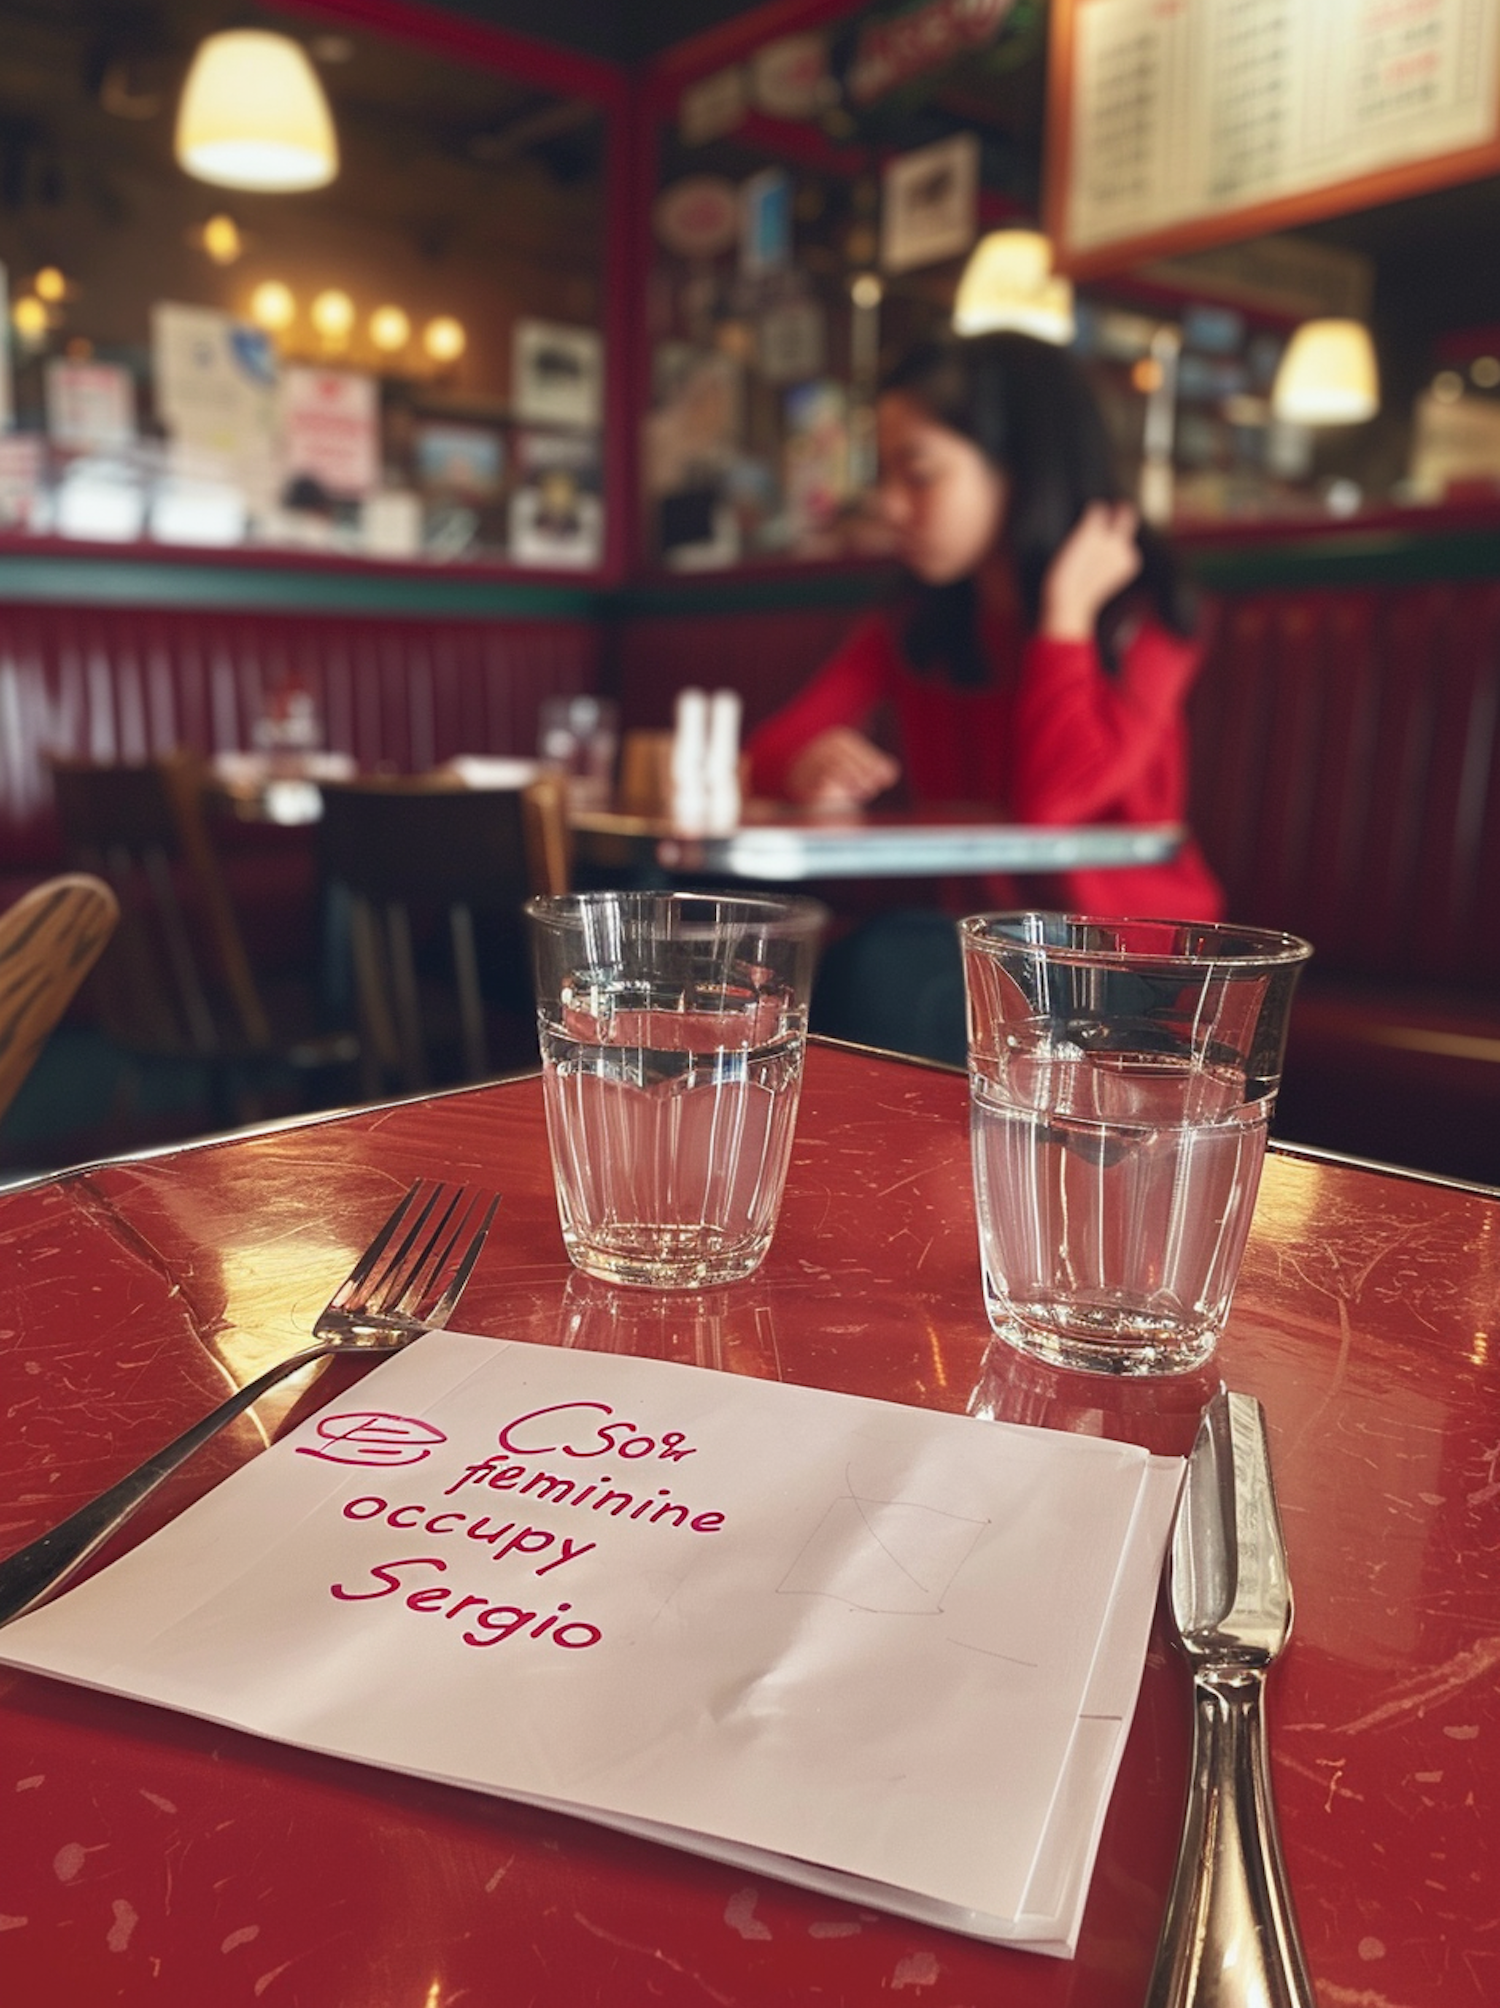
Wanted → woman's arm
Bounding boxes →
[1009,502,1200,824]
[746,619,901,804]
[1010,623,1201,824]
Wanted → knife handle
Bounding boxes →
[1145,1667,1315,2008]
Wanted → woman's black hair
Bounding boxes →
[882,331,1195,684]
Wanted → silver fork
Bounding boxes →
[0,1178,498,1627]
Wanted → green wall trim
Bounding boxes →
[6,528,1500,621]
[0,554,602,621]
[1187,526,1500,593]
[612,567,899,618]
[0,551,891,622]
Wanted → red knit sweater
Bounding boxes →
[746,607,1224,921]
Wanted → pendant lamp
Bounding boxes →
[176,30,338,192]
[953,230,1075,345]
[1272,319,1379,424]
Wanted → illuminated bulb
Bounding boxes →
[1272,319,1380,424]
[423,316,466,363]
[311,289,355,342]
[249,280,296,332]
[11,295,48,339]
[202,214,242,264]
[952,230,1075,344]
[368,305,411,352]
[850,273,882,309]
[176,30,338,192]
[33,266,67,303]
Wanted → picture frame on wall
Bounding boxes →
[513,321,604,430]
[509,427,603,568]
[414,422,505,499]
[880,133,979,275]
[741,168,792,275]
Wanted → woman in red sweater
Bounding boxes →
[747,330,1222,1060]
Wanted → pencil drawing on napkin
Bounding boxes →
[779,1491,989,1615]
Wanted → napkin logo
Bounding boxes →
[297,1411,448,1467]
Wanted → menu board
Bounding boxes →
[1048,0,1500,274]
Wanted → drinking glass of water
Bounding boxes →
[960,913,1312,1376]
[538,694,620,810]
[527,890,826,1289]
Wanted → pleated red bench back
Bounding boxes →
[1190,581,1500,990]
[0,601,601,871]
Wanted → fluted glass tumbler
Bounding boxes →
[527,891,826,1289]
[961,913,1312,1376]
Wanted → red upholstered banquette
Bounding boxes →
[614,530,1500,1187]
[6,518,1500,1184]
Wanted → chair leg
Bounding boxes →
[385,902,428,1092]
[140,845,219,1054]
[450,901,489,1082]
[348,895,401,1099]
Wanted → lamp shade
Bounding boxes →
[1272,319,1379,424]
[953,230,1075,345]
[176,31,338,192]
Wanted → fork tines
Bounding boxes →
[332,1180,498,1330]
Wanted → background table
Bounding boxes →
[1,1043,1496,2006]
[571,803,1184,881]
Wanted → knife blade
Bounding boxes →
[1144,1391,1315,2008]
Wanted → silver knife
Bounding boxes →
[1144,1391,1315,2008]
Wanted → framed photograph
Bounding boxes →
[740,168,792,276]
[783,379,849,536]
[880,133,979,275]
[45,360,136,452]
[282,366,380,499]
[513,320,603,429]
[415,422,504,498]
[757,297,826,385]
[653,176,740,259]
[509,428,603,568]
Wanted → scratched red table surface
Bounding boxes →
[1,1042,1496,2007]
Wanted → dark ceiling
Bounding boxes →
[426,0,759,62]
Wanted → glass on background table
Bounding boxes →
[0,1041,1496,2006]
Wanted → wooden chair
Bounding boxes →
[617,730,673,816]
[49,752,357,1128]
[317,772,569,1095]
[0,875,119,1128]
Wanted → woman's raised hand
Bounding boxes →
[1040,501,1143,641]
[784,727,901,807]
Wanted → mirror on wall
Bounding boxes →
[0,0,609,571]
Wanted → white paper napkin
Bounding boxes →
[0,1332,1180,1955]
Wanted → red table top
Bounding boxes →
[1,1042,1496,2006]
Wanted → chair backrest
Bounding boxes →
[316,774,568,1093]
[617,730,673,817]
[0,874,119,1127]
[49,753,271,1054]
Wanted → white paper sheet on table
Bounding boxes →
[0,1333,1181,1956]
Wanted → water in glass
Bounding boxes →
[540,982,805,1288]
[971,1045,1268,1374]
